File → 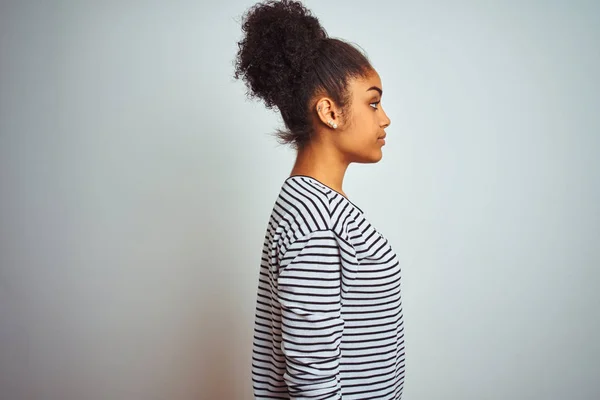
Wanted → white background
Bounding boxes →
[1,1,598,399]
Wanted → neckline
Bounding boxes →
[285,175,364,214]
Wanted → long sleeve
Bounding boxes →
[277,229,344,400]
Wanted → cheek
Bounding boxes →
[337,111,378,154]
[353,109,376,132]
[359,112,379,141]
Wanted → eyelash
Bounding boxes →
[370,101,381,111]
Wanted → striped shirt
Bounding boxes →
[252,175,406,399]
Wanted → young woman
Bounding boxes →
[234,1,406,398]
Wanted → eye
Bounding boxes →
[370,101,381,110]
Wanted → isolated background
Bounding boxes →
[1,1,599,399]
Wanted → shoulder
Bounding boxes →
[271,176,363,253]
[275,176,335,234]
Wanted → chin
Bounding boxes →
[354,150,383,164]
[372,152,383,163]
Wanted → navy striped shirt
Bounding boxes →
[252,175,406,399]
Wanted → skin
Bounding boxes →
[289,68,391,198]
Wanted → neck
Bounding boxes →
[289,141,349,198]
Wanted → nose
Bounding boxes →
[381,107,391,129]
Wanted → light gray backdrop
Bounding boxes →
[1,1,598,399]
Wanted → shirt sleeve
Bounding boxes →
[277,229,344,400]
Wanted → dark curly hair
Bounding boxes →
[233,0,373,150]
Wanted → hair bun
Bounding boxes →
[234,0,327,110]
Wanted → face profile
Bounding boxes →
[313,68,391,164]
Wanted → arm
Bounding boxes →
[277,229,344,400]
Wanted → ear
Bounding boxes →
[315,97,341,129]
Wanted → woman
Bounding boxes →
[234,1,406,398]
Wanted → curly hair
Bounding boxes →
[233,0,373,150]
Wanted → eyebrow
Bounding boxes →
[366,86,383,96]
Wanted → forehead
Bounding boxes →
[350,70,382,94]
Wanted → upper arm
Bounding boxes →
[277,229,344,399]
